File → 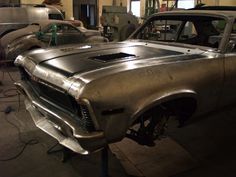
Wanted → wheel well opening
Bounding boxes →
[164,97,197,120]
[136,97,197,125]
[127,97,197,146]
[28,46,40,51]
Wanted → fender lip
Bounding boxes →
[131,89,198,122]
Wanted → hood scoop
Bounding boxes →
[90,52,136,62]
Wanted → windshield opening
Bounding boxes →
[132,15,226,48]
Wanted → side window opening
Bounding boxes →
[229,20,236,53]
[178,19,225,48]
[49,14,63,20]
[233,21,236,33]
[136,19,182,42]
[178,21,197,41]
[62,25,78,33]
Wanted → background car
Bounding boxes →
[0,4,64,38]
[0,20,108,61]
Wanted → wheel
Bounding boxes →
[126,106,170,146]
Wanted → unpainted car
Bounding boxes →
[0,4,64,38]
[15,9,236,154]
[0,20,108,61]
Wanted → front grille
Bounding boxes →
[80,105,95,131]
[20,67,95,132]
[34,81,77,113]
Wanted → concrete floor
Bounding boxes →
[0,67,236,177]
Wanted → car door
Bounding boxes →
[220,19,236,105]
[39,23,83,46]
[170,18,225,114]
[39,24,54,46]
[57,24,84,45]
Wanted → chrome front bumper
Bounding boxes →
[15,81,105,155]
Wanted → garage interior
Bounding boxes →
[1,0,236,177]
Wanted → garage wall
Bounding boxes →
[62,0,72,19]
[97,0,128,26]
[20,0,236,24]
[202,0,236,5]
[98,0,128,18]
[219,0,236,6]
[98,0,112,22]
[201,0,218,5]
[21,0,41,4]
[153,0,236,7]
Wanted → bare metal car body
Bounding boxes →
[15,10,236,154]
[0,4,64,38]
[0,20,108,61]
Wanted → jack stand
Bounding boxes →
[47,142,74,162]
[101,146,109,177]
[47,143,110,176]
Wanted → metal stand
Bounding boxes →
[47,142,74,162]
[101,146,109,177]
[47,143,110,177]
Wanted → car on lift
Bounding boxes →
[15,9,236,154]
[0,20,108,62]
